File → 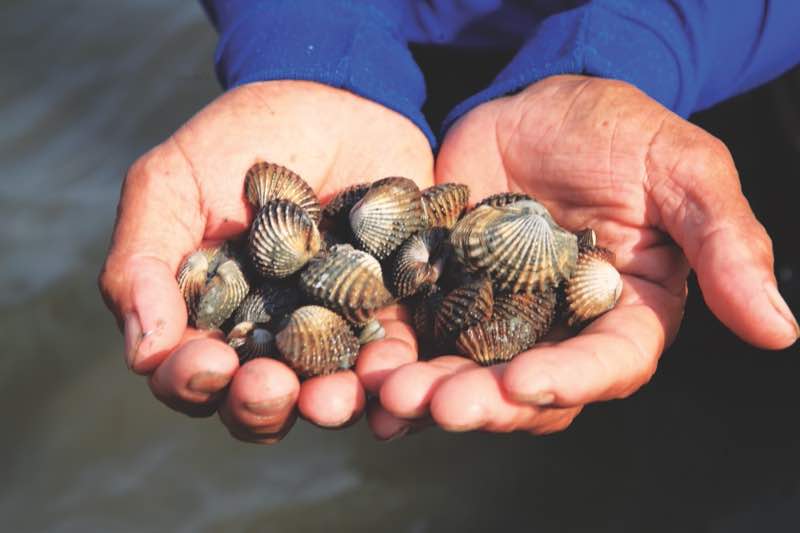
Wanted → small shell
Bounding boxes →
[227,321,275,363]
[194,259,250,329]
[474,192,534,209]
[233,283,301,326]
[249,199,321,278]
[299,244,393,324]
[245,162,321,223]
[349,177,428,259]
[275,305,360,377]
[357,319,386,345]
[493,290,558,348]
[564,247,623,326]
[576,228,597,250]
[455,318,534,366]
[421,183,469,229]
[434,276,494,340]
[391,228,450,299]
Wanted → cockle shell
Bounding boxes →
[474,192,534,209]
[275,305,360,377]
[421,183,469,229]
[177,247,215,316]
[391,228,450,299]
[227,321,275,363]
[322,183,370,222]
[245,161,321,223]
[455,318,535,366]
[576,228,597,249]
[233,283,301,326]
[412,289,445,356]
[194,259,250,330]
[434,276,494,340]
[493,290,558,348]
[299,244,393,324]
[450,201,578,292]
[349,177,428,259]
[249,199,322,278]
[564,247,623,326]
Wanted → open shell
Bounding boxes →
[275,305,360,377]
[493,290,558,348]
[434,276,494,340]
[421,183,469,229]
[564,247,622,326]
[194,259,249,330]
[249,199,321,278]
[227,321,275,363]
[391,228,450,299]
[455,318,535,366]
[245,162,321,223]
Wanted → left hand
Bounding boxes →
[368,75,798,439]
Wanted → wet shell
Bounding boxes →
[421,183,469,229]
[349,177,428,259]
[391,228,450,299]
[194,259,250,330]
[245,162,321,223]
[299,244,393,324]
[322,183,370,222]
[474,192,534,209]
[233,283,301,326]
[275,305,360,377]
[434,276,494,340]
[493,290,558,348]
[177,248,212,315]
[450,202,578,292]
[576,227,597,250]
[564,247,623,326]
[249,199,322,278]
[455,318,535,366]
[227,321,275,363]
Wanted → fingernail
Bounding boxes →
[530,391,555,406]
[764,282,800,339]
[187,371,230,394]
[124,312,142,369]
[384,424,410,442]
[245,395,294,416]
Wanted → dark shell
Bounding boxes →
[411,289,446,357]
[421,183,469,229]
[275,305,360,377]
[564,247,622,326]
[349,177,428,259]
[493,290,558,348]
[576,227,597,250]
[233,283,301,326]
[455,318,535,366]
[194,259,250,330]
[474,192,534,209]
[391,228,450,299]
[249,199,321,278]
[227,321,275,363]
[322,183,370,222]
[434,276,494,340]
[245,161,321,223]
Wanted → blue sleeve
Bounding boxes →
[444,0,800,131]
[201,0,436,147]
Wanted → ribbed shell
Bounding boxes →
[349,177,428,259]
[434,276,494,340]
[233,283,301,325]
[421,183,469,229]
[493,290,558,348]
[299,244,393,324]
[564,247,623,326]
[245,162,321,223]
[412,290,446,357]
[450,202,578,292]
[177,248,212,316]
[391,228,449,299]
[576,228,597,250]
[322,183,370,221]
[227,321,275,363]
[194,259,250,329]
[474,192,533,209]
[249,199,321,278]
[275,305,360,377]
[455,318,535,366]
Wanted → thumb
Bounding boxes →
[648,126,798,349]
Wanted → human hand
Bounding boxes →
[99,80,432,443]
[370,75,798,439]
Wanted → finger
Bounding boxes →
[379,356,476,419]
[366,400,434,441]
[297,371,365,428]
[218,358,300,436]
[226,411,298,445]
[647,122,799,348]
[355,306,418,393]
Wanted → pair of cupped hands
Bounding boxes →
[100,75,799,444]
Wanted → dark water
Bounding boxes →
[1,1,798,531]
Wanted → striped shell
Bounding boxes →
[275,305,360,377]
[564,247,623,326]
[322,183,370,222]
[434,276,494,340]
[299,244,394,324]
[233,283,301,326]
[474,192,534,209]
[455,318,535,366]
[249,199,321,278]
[357,319,386,345]
[421,183,469,229]
[245,162,321,223]
[193,259,249,330]
[576,228,597,250]
[177,248,214,317]
[227,321,275,363]
[349,177,428,259]
[391,228,450,299]
[493,290,558,348]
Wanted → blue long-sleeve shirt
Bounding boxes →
[201,0,800,148]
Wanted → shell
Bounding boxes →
[474,192,534,209]
[564,247,623,326]
[349,177,428,259]
[455,318,535,366]
[322,183,370,222]
[412,289,446,357]
[227,321,275,363]
[299,244,393,324]
[275,305,360,377]
[576,228,597,250]
[177,249,212,315]
[421,183,469,229]
[233,283,301,326]
[391,228,450,299]
[493,290,558,348]
[434,276,494,340]
[357,319,385,345]
[249,199,321,278]
[194,259,250,329]
[450,202,578,292]
[245,162,321,223]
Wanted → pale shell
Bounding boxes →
[227,321,275,363]
[564,247,623,326]
[421,183,469,229]
[194,259,250,330]
[249,199,321,278]
[245,161,321,223]
[391,228,450,299]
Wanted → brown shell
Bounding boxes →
[322,183,370,222]
[565,247,622,326]
[576,227,597,250]
[421,183,469,229]
[233,283,301,326]
[227,321,275,363]
[455,318,535,366]
[245,162,321,223]
[249,199,321,278]
[349,177,428,259]
[177,248,213,316]
[299,244,394,324]
[391,228,450,299]
[275,305,360,377]
[194,259,250,330]
[434,276,494,340]
[411,289,446,357]
[493,290,558,348]
[474,192,534,209]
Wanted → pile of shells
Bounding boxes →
[176,161,623,377]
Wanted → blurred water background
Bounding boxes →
[0,1,798,531]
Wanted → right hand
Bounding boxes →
[99,80,432,443]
